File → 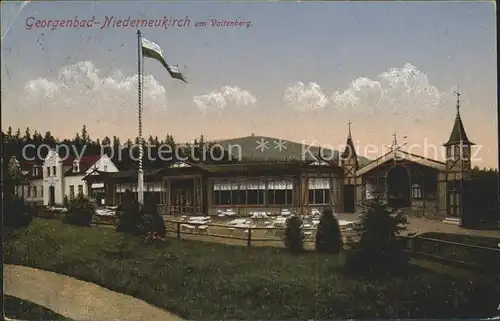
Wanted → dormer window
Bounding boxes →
[73,160,80,173]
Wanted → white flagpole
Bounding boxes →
[137,30,144,205]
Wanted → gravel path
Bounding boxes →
[4,264,184,321]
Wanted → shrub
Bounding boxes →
[138,199,166,238]
[115,189,141,235]
[315,208,343,254]
[63,195,69,208]
[284,216,304,253]
[344,199,409,277]
[65,194,95,226]
[4,196,34,229]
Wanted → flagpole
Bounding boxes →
[137,29,144,205]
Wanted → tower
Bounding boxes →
[443,88,474,219]
[341,121,358,213]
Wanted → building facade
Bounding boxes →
[16,151,118,206]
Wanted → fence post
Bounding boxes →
[247,227,252,247]
[176,221,181,240]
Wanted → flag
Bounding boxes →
[141,37,187,83]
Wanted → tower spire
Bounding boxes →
[444,86,474,146]
[342,120,358,168]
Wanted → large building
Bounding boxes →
[84,94,474,220]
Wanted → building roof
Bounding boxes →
[443,93,474,146]
[357,149,446,176]
[18,160,43,179]
[196,160,314,174]
[215,135,371,166]
[83,168,164,181]
[64,155,103,176]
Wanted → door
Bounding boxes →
[343,185,356,213]
[49,186,55,206]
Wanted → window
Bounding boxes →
[27,186,31,197]
[308,178,331,204]
[41,187,43,197]
[33,166,37,176]
[47,167,51,176]
[462,146,469,159]
[33,186,37,197]
[69,185,75,199]
[412,184,422,199]
[52,166,56,176]
[73,161,80,173]
[78,185,83,195]
[104,165,108,171]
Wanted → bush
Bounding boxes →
[115,191,165,238]
[138,199,166,238]
[344,200,409,277]
[284,216,304,253]
[63,195,69,208]
[65,194,95,226]
[4,196,34,229]
[315,208,343,254]
[115,190,141,235]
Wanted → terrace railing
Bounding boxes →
[164,218,353,249]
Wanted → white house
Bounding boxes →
[18,151,118,206]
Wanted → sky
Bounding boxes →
[1,1,498,168]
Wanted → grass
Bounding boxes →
[4,218,500,320]
[4,295,72,320]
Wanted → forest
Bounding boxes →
[1,124,229,169]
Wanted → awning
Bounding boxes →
[308,178,330,189]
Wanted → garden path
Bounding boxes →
[4,264,184,321]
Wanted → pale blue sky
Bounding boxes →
[1,1,497,167]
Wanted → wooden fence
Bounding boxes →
[401,235,500,275]
[34,210,500,275]
[163,218,354,249]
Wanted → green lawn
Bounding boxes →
[4,219,499,320]
[4,295,72,320]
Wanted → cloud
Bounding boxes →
[331,63,449,117]
[23,61,168,113]
[283,81,329,111]
[193,85,257,111]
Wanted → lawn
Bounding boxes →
[4,219,499,320]
[4,295,72,320]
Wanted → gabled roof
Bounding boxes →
[64,155,104,176]
[357,149,446,176]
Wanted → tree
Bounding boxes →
[344,200,409,277]
[81,125,89,144]
[3,156,34,229]
[284,216,304,253]
[23,127,31,142]
[315,208,343,254]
